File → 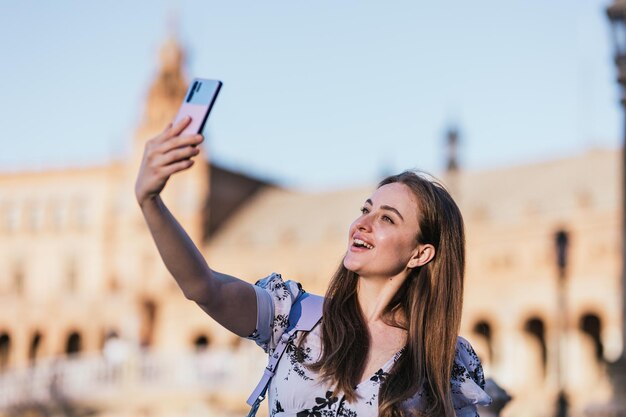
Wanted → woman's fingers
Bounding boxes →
[152,145,200,168]
[156,116,193,144]
[161,158,195,177]
[161,133,204,154]
[169,116,193,138]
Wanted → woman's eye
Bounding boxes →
[382,215,394,224]
[360,207,369,214]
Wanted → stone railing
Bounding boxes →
[0,347,265,412]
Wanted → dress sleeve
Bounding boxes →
[244,272,304,354]
[451,337,492,417]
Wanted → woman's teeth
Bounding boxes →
[353,238,373,249]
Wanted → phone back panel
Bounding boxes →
[173,79,222,136]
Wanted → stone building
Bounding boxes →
[0,35,621,417]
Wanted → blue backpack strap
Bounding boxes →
[287,292,324,332]
[246,292,324,411]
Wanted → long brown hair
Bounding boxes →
[309,171,465,417]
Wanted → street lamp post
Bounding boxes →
[606,0,626,413]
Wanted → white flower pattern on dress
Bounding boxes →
[247,273,492,417]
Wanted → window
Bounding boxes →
[140,300,157,348]
[29,332,43,363]
[579,313,603,362]
[472,320,494,364]
[524,317,547,377]
[65,332,82,356]
[0,333,10,369]
[554,229,570,275]
[193,335,210,352]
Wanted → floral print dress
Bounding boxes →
[246,273,492,417]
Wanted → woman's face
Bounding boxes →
[343,182,425,279]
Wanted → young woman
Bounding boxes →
[135,117,491,417]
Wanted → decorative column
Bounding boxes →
[555,230,569,417]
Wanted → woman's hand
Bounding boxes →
[135,116,204,207]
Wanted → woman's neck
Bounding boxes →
[356,273,408,324]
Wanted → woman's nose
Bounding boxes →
[355,213,372,231]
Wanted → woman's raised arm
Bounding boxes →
[134,117,257,337]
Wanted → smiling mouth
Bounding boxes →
[353,238,374,249]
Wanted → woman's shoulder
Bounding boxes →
[451,336,492,414]
[248,272,324,353]
[255,272,304,297]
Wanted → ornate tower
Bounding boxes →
[444,124,460,198]
[445,125,460,174]
[134,36,188,144]
[130,33,210,246]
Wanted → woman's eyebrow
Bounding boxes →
[365,199,404,222]
[381,205,404,221]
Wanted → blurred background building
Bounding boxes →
[0,33,622,417]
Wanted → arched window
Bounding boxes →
[0,333,10,369]
[29,331,43,363]
[66,332,82,356]
[140,300,157,348]
[579,313,603,362]
[193,335,210,352]
[472,320,494,364]
[524,317,547,377]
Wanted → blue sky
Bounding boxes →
[0,0,620,190]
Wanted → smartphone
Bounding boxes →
[173,78,222,136]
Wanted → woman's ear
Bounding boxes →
[407,244,436,268]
